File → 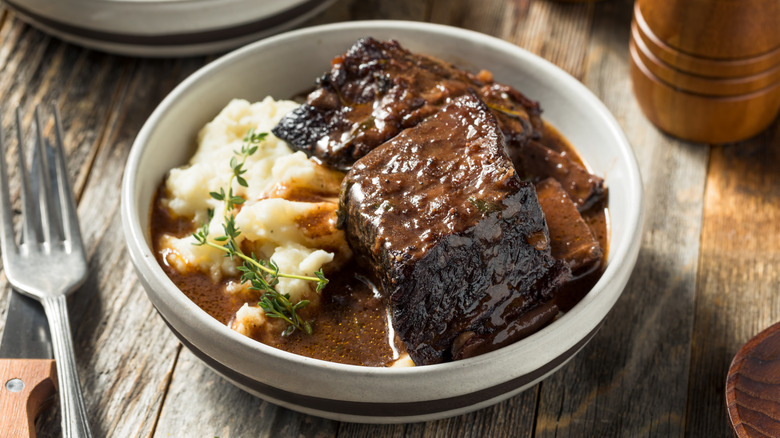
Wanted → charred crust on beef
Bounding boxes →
[339,94,570,365]
[271,37,604,209]
[272,37,543,170]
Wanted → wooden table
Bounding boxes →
[1,0,778,436]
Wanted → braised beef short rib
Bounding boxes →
[273,37,542,170]
[339,94,570,365]
[273,37,605,208]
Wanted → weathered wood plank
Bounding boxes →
[0,22,53,112]
[0,27,213,434]
[54,56,211,438]
[0,18,140,437]
[512,0,594,80]
[56,52,135,198]
[0,6,17,65]
[154,347,338,438]
[534,0,708,436]
[686,121,780,437]
[5,0,772,436]
[337,391,542,438]
[429,0,517,35]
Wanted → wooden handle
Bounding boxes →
[0,359,57,438]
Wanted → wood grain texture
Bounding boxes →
[629,23,780,97]
[512,0,594,80]
[154,347,338,438]
[637,0,780,60]
[727,321,780,437]
[2,0,776,436]
[43,57,211,438]
[0,359,56,438]
[0,14,212,435]
[633,4,780,80]
[630,1,780,144]
[629,20,780,143]
[630,54,780,145]
[687,120,780,437]
[535,0,709,436]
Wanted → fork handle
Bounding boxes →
[41,295,92,438]
[0,359,57,438]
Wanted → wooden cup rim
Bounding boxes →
[634,2,780,78]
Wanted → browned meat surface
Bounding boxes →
[479,82,544,146]
[339,95,570,365]
[273,37,542,169]
[535,178,603,275]
[511,140,606,211]
[273,37,606,209]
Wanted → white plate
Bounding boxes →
[6,0,336,57]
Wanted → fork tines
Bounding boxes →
[0,105,81,254]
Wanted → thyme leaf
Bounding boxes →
[468,196,501,215]
[192,129,327,336]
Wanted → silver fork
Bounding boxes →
[0,106,92,438]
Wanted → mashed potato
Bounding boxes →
[158,97,350,333]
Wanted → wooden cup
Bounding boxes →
[631,0,780,143]
[631,24,780,97]
[630,43,780,144]
[637,0,780,60]
[633,2,780,78]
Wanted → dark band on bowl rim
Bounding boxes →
[161,313,603,418]
[5,0,331,47]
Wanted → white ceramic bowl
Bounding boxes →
[121,21,643,423]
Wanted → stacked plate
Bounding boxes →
[630,0,780,144]
[5,0,336,57]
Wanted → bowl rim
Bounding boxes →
[5,0,337,56]
[8,0,318,35]
[121,20,644,379]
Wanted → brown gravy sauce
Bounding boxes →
[151,200,399,367]
[540,122,610,311]
[150,121,608,366]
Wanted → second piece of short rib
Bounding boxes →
[273,37,606,209]
[273,37,543,170]
[339,94,570,365]
[535,178,603,274]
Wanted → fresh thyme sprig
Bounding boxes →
[192,128,328,336]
